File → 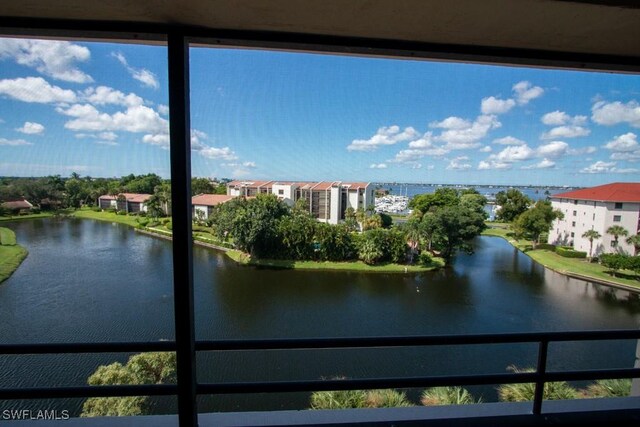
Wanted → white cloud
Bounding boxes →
[59,103,168,134]
[157,104,169,116]
[610,151,640,162]
[0,137,32,146]
[479,145,492,152]
[370,163,387,169]
[142,133,170,148]
[478,160,511,170]
[481,96,515,115]
[568,145,597,155]
[430,117,471,130]
[493,136,526,146]
[0,77,77,104]
[512,81,544,105]
[436,115,501,150]
[446,156,472,170]
[348,125,419,151]
[541,110,570,126]
[95,140,118,146]
[542,125,590,139]
[390,147,449,163]
[490,144,535,162]
[16,121,44,135]
[522,159,555,169]
[536,141,569,158]
[199,146,238,161]
[581,161,627,174]
[242,161,256,168]
[82,86,144,107]
[0,39,92,83]
[98,131,118,141]
[592,100,640,128]
[112,52,159,89]
[604,132,638,152]
[407,132,435,148]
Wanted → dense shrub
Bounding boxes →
[116,210,127,216]
[91,206,101,212]
[418,251,433,266]
[497,366,577,402]
[555,247,587,258]
[421,387,479,406]
[165,222,172,231]
[581,379,631,398]
[310,388,411,409]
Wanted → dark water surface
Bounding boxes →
[1,218,639,415]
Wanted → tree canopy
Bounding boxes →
[495,189,532,222]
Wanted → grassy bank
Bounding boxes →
[70,209,445,273]
[227,251,445,273]
[0,212,61,222]
[482,226,640,290]
[0,227,28,283]
[72,209,141,227]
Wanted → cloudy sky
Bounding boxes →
[1,37,639,186]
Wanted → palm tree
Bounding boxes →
[625,234,640,256]
[405,220,422,264]
[606,225,628,252]
[581,229,601,261]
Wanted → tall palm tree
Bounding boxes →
[405,220,422,264]
[625,234,640,256]
[606,225,628,252]
[581,229,601,261]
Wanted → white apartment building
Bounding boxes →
[548,183,640,256]
[227,180,374,225]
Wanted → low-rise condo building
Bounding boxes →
[192,194,235,220]
[227,180,374,225]
[98,193,152,213]
[547,182,640,255]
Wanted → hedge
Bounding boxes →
[555,246,587,258]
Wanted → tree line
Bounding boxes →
[209,187,487,266]
[0,173,227,214]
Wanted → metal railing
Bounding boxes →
[2,329,639,418]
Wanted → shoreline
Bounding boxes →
[0,227,28,284]
[482,227,640,294]
[72,210,443,273]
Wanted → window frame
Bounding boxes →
[0,17,640,427]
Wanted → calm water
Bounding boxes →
[1,218,639,415]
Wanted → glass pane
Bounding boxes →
[187,44,640,413]
[0,37,175,420]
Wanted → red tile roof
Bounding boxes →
[1,200,33,209]
[192,194,235,206]
[98,193,152,203]
[342,182,369,190]
[552,183,640,202]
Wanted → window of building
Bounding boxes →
[574,200,578,205]
[615,202,623,209]
[572,222,575,227]
[278,189,284,195]
[613,215,622,222]
[2,21,640,427]
[573,210,577,216]
[611,240,618,247]
[570,232,575,238]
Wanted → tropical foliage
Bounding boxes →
[81,352,176,417]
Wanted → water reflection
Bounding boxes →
[0,219,638,414]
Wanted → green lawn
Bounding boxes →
[0,227,28,283]
[0,212,58,222]
[0,227,17,245]
[72,209,142,228]
[227,252,445,273]
[482,225,640,289]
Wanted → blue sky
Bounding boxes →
[1,38,639,186]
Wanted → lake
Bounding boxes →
[1,218,639,415]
